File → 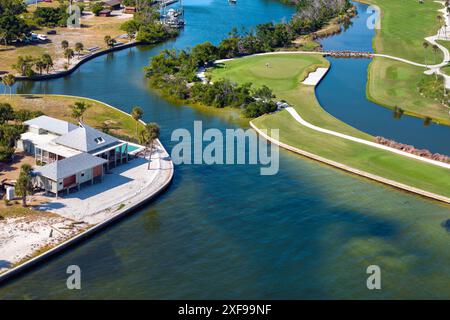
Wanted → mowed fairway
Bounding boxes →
[211,54,370,138]
[363,0,443,63]
[209,54,450,198]
[367,57,450,125]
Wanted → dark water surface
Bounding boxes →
[1,0,450,299]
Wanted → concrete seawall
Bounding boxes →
[15,41,142,81]
[250,121,450,204]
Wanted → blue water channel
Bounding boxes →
[317,1,450,154]
[1,0,450,299]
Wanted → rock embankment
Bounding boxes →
[375,136,450,164]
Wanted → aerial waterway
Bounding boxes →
[1,0,450,299]
[316,1,450,155]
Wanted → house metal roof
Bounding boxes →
[53,122,120,153]
[24,116,78,136]
[103,0,121,6]
[35,153,107,181]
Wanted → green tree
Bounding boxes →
[13,55,35,76]
[1,74,15,97]
[75,42,84,57]
[0,15,30,45]
[0,102,13,123]
[35,59,45,75]
[61,39,69,49]
[64,48,75,65]
[91,2,104,16]
[33,6,69,27]
[423,41,429,67]
[139,122,160,169]
[70,101,90,122]
[131,106,143,138]
[0,0,27,16]
[104,35,116,48]
[252,85,275,101]
[16,164,33,207]
[120,19,141,42]
[41,53,53,74]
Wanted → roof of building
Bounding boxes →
[35,153,107,181]
[53,123,120,153]
[24,116,78,136]
[103,0,121,6]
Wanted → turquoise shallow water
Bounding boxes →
[1,0,450,299]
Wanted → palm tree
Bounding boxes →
[131,106,143,138]
[432,44,440,79]
[35,59,45,75]
[139,122,160,169]
[75,42,84,58]
[2,74,15,98]
[444,10,449,39]
[61,40,69,50]
[423,41,429,67]
[41,53,53,74]
[104,35,116,48]
[70,101,90,122]
[64,48,75,65]
[437,14,443,37]
[16,164,33,207]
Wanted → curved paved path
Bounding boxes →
[284,106,450,170]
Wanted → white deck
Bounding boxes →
[35,143,172,224]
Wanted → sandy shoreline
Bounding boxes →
[0,213,89,273]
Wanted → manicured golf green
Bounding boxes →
[362,0,443,63]
[210,54,371,139]
[366,57,450,125]
[209,53,450,198]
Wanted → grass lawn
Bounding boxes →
[436,40,450,76]
[361,0,443,63]
[210,54,371,139]
[441,64,450,76]
[0,3,132,75]
[209,53,450,198]
[0,94,143,139]
[367,57,450,125]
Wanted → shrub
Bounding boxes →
[91,2,104,16]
